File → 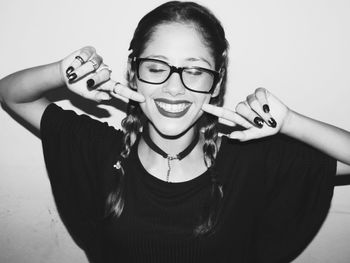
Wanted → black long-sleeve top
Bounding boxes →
[40,103,336,263]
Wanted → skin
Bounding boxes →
[136,23,216,139]
[134,23,222,182]
[0,23,350,182]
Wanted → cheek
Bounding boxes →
[136,82,156,119]
[135,80,153,97]
[194,94,211,108]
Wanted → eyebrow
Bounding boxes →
[146,55,168,61]
[186,57,212,67]
[145,55,212,67]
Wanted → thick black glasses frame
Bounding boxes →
[133,57,220,94]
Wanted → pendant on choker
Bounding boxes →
[142,131,199,182]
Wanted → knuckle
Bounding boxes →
[93,73,101,83]
[98,69,110,82]
[79,51,90,61]
[101,68,111,77]
[256,87,266,94]
[94,54,103,64]
[246,94,255,104]
[80,46,96,59]
[235,101,246,113]
[84,46,96,53]
[113,82,122,93]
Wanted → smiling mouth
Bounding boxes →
[154,98,192,118]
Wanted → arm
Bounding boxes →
[201,88,350,175]
[0,46,145,133]
[0,62,63,130]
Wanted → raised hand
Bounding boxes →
[202,88,290,141]
[60,46,145,103]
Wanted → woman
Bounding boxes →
[1,1,350,262]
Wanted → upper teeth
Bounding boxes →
[156,101,191,113]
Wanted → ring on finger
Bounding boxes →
[75,55,85,64]
[89,59,99,70]
[113,82,121,93]
[99,63,111,72]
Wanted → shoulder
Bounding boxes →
[40,103,125,168]
[215,133,330,185]
[218,133,312,155]
[41,102,123,139]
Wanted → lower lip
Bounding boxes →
[154,102,191,118]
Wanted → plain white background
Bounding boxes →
[0,0,350,262]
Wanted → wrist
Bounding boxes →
[53,60,66,87]
[280,109,297,136]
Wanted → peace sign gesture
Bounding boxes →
[202,88,290,141]
[60,46,145,103]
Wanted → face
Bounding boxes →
[132,22,219,137]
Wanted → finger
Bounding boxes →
[95,79,116,92]
[99,62,109,71]
[255,87,269,113]
[255,88,277,128]
[202,104,252,128]
[218,117,236,127]
[86,68,111,90]
[247,91,277,128]
[66,46,96,74]
[77,89,112,102]
[218,132,229,137]
[68,54,103,83]
[93,91,112,102]
[228,128,261,141]
[111,82,145,102]
[246,94,276,128]
[235,101,264,128]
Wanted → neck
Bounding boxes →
[146,122,198,156]
[138,122,207,182]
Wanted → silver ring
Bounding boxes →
[99,64,111,73]
[75,55,85,64]
[89,59,99,70]
[113,82,121,93]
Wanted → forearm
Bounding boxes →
[281,110,350,165]
[0,61,64,104]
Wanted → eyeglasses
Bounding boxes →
[133,57,220,94]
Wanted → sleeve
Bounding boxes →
[255,134,337,263]
[40,103,123,251]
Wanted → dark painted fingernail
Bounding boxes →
[68,73,77,82]
[263,104,270,113]
[87,79,95,89]
[268,118,277,128]
[66,66,74,75]
[254,117,264,128]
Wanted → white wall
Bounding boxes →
[0,0,349,262]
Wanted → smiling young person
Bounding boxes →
[1,1,350,263]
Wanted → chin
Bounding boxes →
[150,120,194,138]
[149,114,202,139]
[141,100,203,138]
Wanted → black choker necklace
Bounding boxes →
[142,129,200,182]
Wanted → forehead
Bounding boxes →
[141,22,214,66]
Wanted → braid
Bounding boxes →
[105,101,143,217]
[194,113,223,236]
[121,101,143,157]
[203,114,218,168]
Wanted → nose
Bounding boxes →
[162,71,186,96]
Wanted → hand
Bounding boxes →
[60,46,145,103]
[202,88,290,141]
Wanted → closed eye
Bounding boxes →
[184,68,203,76]
[148,68,167,73]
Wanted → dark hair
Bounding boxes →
[106,1,229,236]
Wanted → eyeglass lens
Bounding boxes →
[138,59,215,93]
